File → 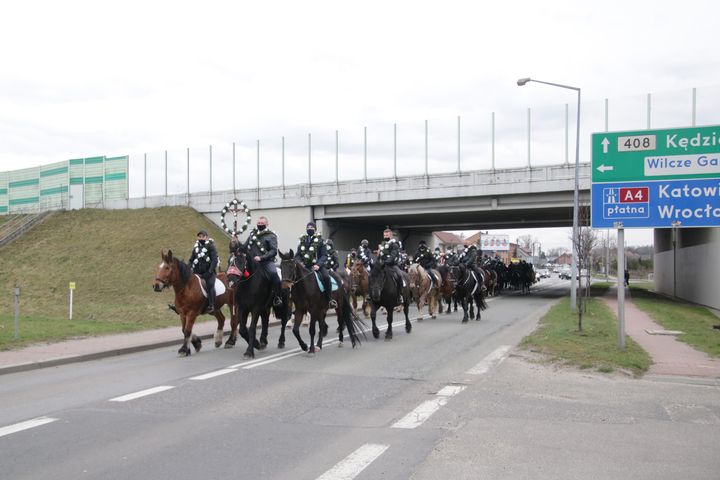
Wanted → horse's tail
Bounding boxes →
[340,289,366,347]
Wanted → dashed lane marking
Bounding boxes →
[189,368,238,380]
[0,416,58,438]
[109,386,175,402]
[316,443,390,480]
[466,345,511,375]
[391,384,467,429]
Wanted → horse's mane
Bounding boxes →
[175,258,191,284]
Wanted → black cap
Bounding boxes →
[307,221,316,228]
[197,229,208,236]
[419,240,426,245]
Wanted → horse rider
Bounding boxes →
[358,239,373,270]
[189,229,219,313]
[378,228,405,304]
[445,247,459,267]
[345,247,358,271]
[460,243,485,285]
[242,215,283,307]
[294,221,337,308]
[413,240,439,287]
[325,238,340,272]
[433,247,442,264]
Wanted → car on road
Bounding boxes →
[559,268,572,280]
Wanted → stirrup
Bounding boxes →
[273,296,283,307]
[397,295,404,304]
[329,299,338,309]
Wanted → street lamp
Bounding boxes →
[518,77,581,310]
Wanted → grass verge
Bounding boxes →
[521,296,651,377]
[629,284,720,358]
[0,207,229,351]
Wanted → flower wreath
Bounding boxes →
[298,233,322,267]
[247,228,274,256]
[220,199,251,236]
[192,238,214,267]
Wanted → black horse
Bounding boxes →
[368,261,412,340]
[278,250,362,354]
[226,244,288,358]
[453,264,487,323]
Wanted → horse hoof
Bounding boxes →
[191,338,202,352]
[372,329,380,339]
[300,343,308,352]
[384,334,393,341]
[337,341,344,348]
[417,317,423,322]
[224,342,235,349]
[278,342,285,349]
[431,315,436,319]
[462,319,469,324]
[214,342,222,348]
[177,347,191,357]
[243,352,254,359]
[308,346,316,354]
[406,325,412,333]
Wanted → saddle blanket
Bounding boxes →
[314,272,339,292]
[196,275,226,298]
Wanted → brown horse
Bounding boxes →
[437,265,457,314]
[153,250,235,356]
[349,260,371,317]
[407,263,442,320]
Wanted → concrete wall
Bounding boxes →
[654,227,720,310]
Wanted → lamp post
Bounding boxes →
[518,77,581,310]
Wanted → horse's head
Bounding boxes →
[369,261,386,302]
[349,260,366,293]
[154,250,176,292]
[226,244,248,288]
[278,249,298,289]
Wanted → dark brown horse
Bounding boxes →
[437,265,457,314]
[349,260,371,317]
[153,250,235,356]
[279,250,362,354]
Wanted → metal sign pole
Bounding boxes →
[616,224,625,349]
[69,282,76,320]
[14,286,20,340]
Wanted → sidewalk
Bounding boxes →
[0,318,285,376]
[602,288,720,378]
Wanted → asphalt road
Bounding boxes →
[1,277,718,480]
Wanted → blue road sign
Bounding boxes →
[591,178,720,228]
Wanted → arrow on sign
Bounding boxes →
[601,137,610,154]
[596,164,614,173]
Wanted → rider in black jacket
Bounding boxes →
[294,222,337,308]
[379,228,405,304]
[189,229,219,312]
[242,216,283,307]
[413,240,439,286]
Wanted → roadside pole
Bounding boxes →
[14,285,20,340]
[69,282,76,320]
[616,224,625,349]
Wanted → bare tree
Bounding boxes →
[571,205,599,331]
[517,234,536,250]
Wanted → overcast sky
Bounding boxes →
[2,0,719,249]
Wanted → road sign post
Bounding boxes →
[14,286,20,340]
[592,125,720,349]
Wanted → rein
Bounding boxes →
[282,262,316,285]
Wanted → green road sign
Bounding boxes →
[592,125,720,183]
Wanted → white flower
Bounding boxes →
[313,237,319,243]
[252,236,257,240]
[304,254,309,258]
[309,247,314,251]
[301,246,306,251]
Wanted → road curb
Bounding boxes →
[0,320,284,376]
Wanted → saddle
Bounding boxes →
[314,272,339,293]
[195,275,226,299]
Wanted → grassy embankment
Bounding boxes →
[629,283,720,357]
[521,284,652,377]
[0,207,230,350]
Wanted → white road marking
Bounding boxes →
[227,347,303,369]
[392,397,448,429]
[466,345,511,375]
[109,386,175,402]
[316,443,390,480]
[392,383,467,429]
[0,416,58,438]
[190,368,237,380]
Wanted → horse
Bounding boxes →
[153,250,235,356]
[437,265,458,314]
[368,261,412,340]
[226,244,288,359]
[407,263,442,320]
[278,250,362,354]
[349,260,371,317]
[453,264,488,323]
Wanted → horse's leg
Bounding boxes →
[213,309,225,348]
[460,296,469,323]
[178,313,192,356]
[225,304,238,348]
[308,313,317,354]
[244,311,259,359]
[385,306,393,340]
[278,309,288,349]
[291,309,308,352]
[259,310,269,350]
[238,310,251,344]
[475,294,482,321]
[404,296,412,333]
[370,302,380,339]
